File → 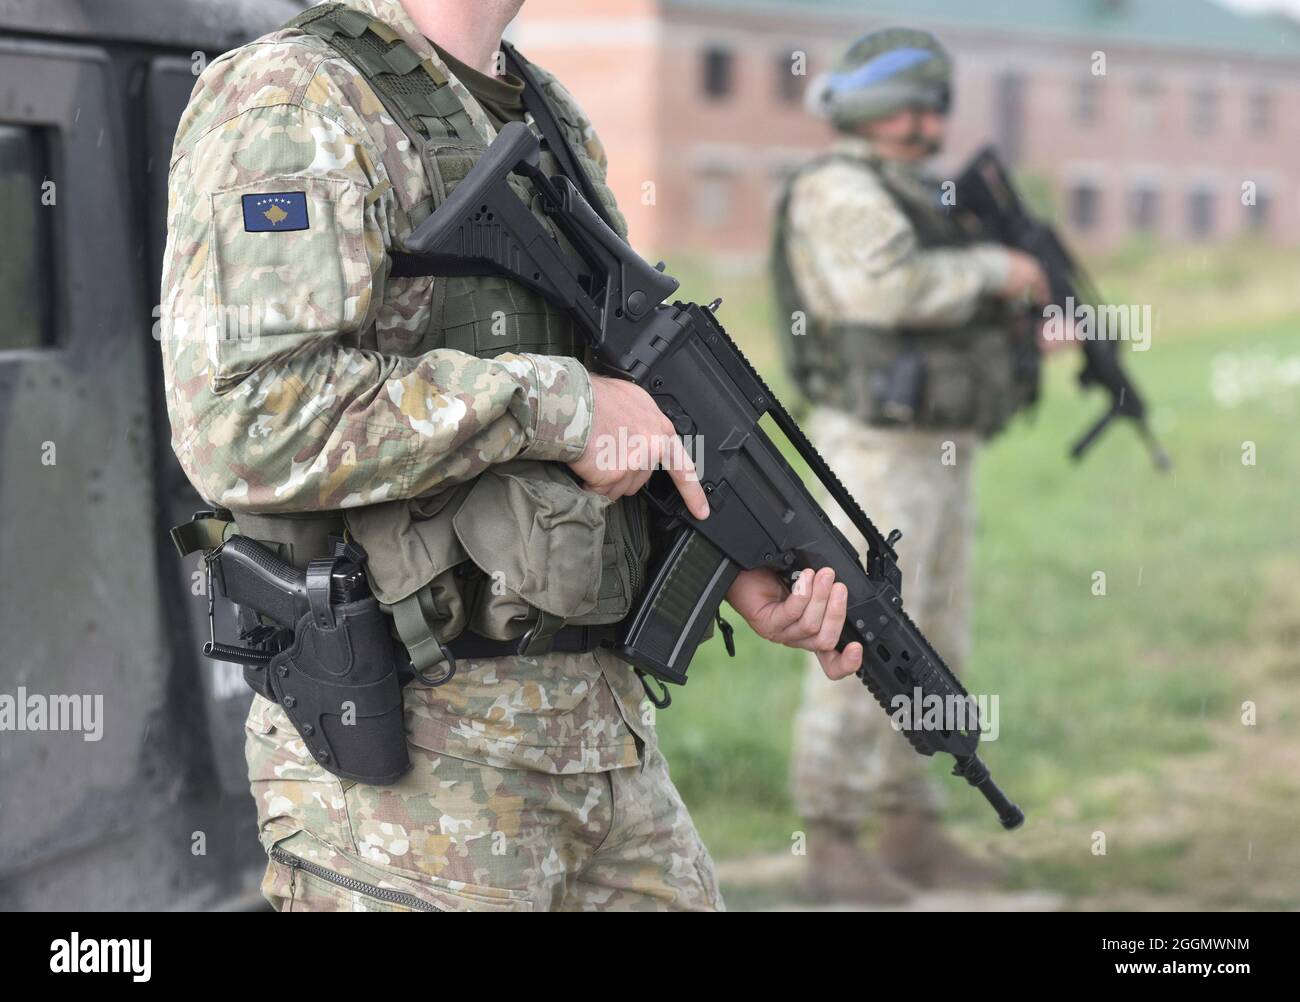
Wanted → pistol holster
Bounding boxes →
[262,585,411,786]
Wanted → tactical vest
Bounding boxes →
[772,152,1038,438]
[219,3,651,673]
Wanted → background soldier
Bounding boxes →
[773,28,1049,903]
[161,0,862,911]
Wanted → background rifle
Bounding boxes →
[955,146,1172,471]
[399,122,1024,829]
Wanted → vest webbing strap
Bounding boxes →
[285,7,610,284]
[287,2,477,142]
[170,511,346,569]
[388,588,447,673]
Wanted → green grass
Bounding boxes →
[653,248,1300,901]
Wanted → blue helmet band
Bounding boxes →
[826,47,938,96]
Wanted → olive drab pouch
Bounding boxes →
[912,342,980,429]
[346,461,649,674]
[910,329,1026,437]
[453,461,647,637]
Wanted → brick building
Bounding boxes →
[511,0,1300,263]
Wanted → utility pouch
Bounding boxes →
[346,461,651,673]
[868,349,925,426]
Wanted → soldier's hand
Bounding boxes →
[570,374,710,520]
[999,249,1050,305]
[1036,316,1077,355]
[726,566,863,681]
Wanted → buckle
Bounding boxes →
[517,611,566,657]
[515,624,542,657]
[409,637,457,688]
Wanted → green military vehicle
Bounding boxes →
[0,0,308,910]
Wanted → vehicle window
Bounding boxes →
[0,123,56,350]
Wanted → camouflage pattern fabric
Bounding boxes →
[792,409,977,822]
[161,0,718,909]
[783,136,1008,330]
[248,686,723,912]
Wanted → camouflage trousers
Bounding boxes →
[244,688,723,912]
[793,407,977,825]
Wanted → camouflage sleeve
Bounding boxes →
[786,160,1010,329]
[160,41,592,514]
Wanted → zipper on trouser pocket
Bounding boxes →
[270,846,443,912]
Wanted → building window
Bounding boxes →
[1246,90,1272,137]
[1069,183,1101,232]
[1131,77,1161,133]
[0,123,56,350]
[1187,188,1216,238]
[694,169,733,226]
[1190,86,1219,136]
[701,47,734,100]
[1128,187,1160,233]
[1074,75,1101,126]
[775,50,806,103]
[1247,188,1272,234]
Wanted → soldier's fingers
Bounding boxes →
[584,471,638,500]
[817,642,863,681]
[615,469,650,498]
[786,567,836,640]
[580,477,613,496]
[664,437,710,520]
[812,582,849,650]
[769,568,815,633]
[626,433,652,472]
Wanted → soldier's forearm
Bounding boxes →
[843,244,1008,328]
[169,345,592,513]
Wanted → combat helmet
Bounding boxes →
[815,28,952,130]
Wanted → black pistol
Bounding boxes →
[203,534,368,665]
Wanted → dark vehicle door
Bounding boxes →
[0,0,307,910]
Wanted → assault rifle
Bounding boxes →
[401,122,1023,829]
[955,147,1171,471]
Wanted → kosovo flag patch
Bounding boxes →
[242,192,310,233]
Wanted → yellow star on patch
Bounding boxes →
[263,204,288,226]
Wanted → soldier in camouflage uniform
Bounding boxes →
[773,29,1049,902]
[161,0,863,912]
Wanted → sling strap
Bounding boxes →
[500,41,617,233]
